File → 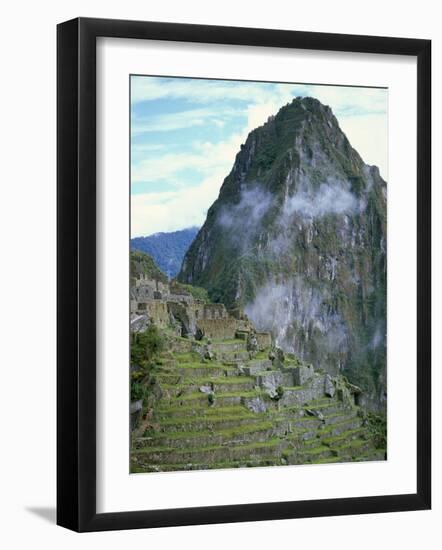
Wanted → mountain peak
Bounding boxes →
[178,99,387,402]
[211,97,374,219]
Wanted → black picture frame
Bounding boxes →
[57,17,431,532]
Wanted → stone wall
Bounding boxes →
[256,332,272,350]
[135,274,169,294]
[145,301,169,328]
[131,274,261,342]
[167,301,197,337]
[202,303,228,320]
[197,317,238,340]
[131,285,155,302]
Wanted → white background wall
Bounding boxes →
[0,1,440,548]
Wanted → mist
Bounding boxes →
[216,185,273,253]
[245,276,349,367]
[283,181,358,219]
[215,177,372,370]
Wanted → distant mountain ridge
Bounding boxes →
[131,227,199,279]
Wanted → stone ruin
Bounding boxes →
[130,272,270,344]
[130,269,386,472]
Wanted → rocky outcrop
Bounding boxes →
[178,97,387,408]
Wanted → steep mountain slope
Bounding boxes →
[131,227,199,279]
[178,98,387,407]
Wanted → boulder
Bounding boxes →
[305,408,325,422]
[324,374,335,397]
[130,399,143,414]
[130,314,150,333]
[257,371,284,399]
[244,396,267,413]
[246,331,258,352]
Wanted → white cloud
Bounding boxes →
[245,101,281,132]
[131,76,387,119]
[131,143,165,154]
[309,86,387,116]
[131,77,388,236]
[131,106,240,135]
[132,132,244,184]
[131,77,281,105]
[339,114,388,180]
[131,171,224,236]
[284,182,358,219]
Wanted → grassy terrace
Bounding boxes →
[145,420,275,442]
[158,411,260,427]
[173,361,236,371]
[159,375,255,386]
[300,445,332,456]
[321,428,364,446]
[131,335,386,472]
[132,436,285,456]
[156,403,252,415]
[253,351,270,360]
[177,388,264,402]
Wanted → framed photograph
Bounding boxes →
[57,17,431,532]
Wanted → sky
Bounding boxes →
[131,76,388,237]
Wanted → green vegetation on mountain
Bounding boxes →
[178,97,387,408]
[130,325,165,405]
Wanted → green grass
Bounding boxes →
[173,353,203,364]
[131,458,286,472]
[133,437,284,456]
[158,411,258,427]
[321,428,363,446]
[253,351,270,360]
[155,403,251,415]
[153,420,275,441]
[299,445,331,456]
[178,389,263,402]
[211,338,245,345]
[317,415,359,435]
[173,363,236,375]
[160,375,255,387]
[332,438,368,452]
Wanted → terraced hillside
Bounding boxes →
[131,337,386,473]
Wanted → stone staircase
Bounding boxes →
[131,338,386,473]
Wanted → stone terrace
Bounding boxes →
[131,337,385,473]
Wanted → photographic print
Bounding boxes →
[129,76,388,474]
